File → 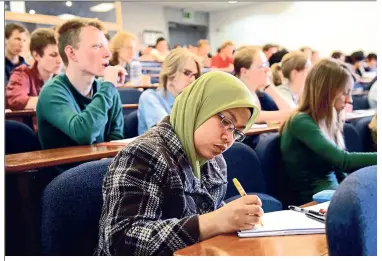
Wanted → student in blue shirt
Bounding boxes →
[138,48,201,135]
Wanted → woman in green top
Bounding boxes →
[279,59,377,206]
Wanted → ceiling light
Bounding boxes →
[58,13,77,20]
[29,9,36,15]
[228,1,238,3]
[66,1,72,7]
[89,3,115,12]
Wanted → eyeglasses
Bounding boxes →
[217,112,246,142]
[182,69,200,79]
[251,61,270,70]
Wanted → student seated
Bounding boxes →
[37,18,125,153]
[196,39,211,68]
[280,58,377,206]
[109,31,138,83]
[138,48,201,135]
[234,46,295,124]
[272,51,311,105]
[96,71,263,256]
[5,23,29,84]
[6,28,62,110]
[211,41,235,72]
[364,53,377,72]
[151,37,170,62]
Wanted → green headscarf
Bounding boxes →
[170,71,260,179]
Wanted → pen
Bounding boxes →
[232,178,264,226]
[288,205,325,216]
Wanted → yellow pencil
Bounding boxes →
[232,178,264,226]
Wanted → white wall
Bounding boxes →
[121,2,168,42]
[209,1,378,57]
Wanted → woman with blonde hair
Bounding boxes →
[279,59,377,206]
[109,31,138,82]
[271,51,311,104]
[138,47,201,134]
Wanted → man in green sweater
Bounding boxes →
[37,18,125,154]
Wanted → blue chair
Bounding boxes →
[41,158,112,255]
[5,120,41,154]
[223,142,282,213]
[117,88,142,104]
[326,165,377,256]
[124,110,138,138]
[354,116,374,152]
[343,123,362,152]
[254,133,283,201]
[352,95,370,110]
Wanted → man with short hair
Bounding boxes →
[211,40,235,72]
[262,44,278,61]
[36,18,125,160]
[5,23,28,83]
[365,53,377,72]
[6,28,62,110]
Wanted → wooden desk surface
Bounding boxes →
[175,201,327,256]
[5,144,125,173]
[122,104,138,109]
[246,125,280,136]
[174,233,327,256]
[5,109,36,118]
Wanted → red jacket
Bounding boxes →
[6,63,43,110]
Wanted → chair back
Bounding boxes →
[41,158,112,255]
[352,95,370,110]
[118,88,142,104]
[343,123,362,152]
[223,142,282,212]
[5,120,41,154]
[326,165,377,256]
[124,110,139,138]
[354,116,374,152]
[254,133,283,199]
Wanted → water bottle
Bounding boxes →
[129,58,142,86]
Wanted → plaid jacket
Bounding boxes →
[96,117,227,256]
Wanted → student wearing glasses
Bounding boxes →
[280,59,377,206]
[138,48,201,135]
[233,46,295,124]
[271,51,311,105]
[97,71,263,255]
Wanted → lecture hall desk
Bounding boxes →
[174,202,328,256]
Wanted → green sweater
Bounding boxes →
[37,74,124,151]
[280,113,377,206]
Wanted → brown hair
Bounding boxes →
[159,48,201,92]
[331,51,343,59]
[280,59,353,148]
[220,40,234,50]
[57,18,105,66]
[29,28,57,57]
[5,23,27,39]
[263,44,277,52]
[273,51,308,81]
[109,31,137,66]
[270,63,283,86]
[233,46,259,77]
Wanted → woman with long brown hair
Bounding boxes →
[279,58,377,206]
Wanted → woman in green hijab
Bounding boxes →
[97,71,263,256]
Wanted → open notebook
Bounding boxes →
[238,202,330,238]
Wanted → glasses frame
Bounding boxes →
[217,112,246,142]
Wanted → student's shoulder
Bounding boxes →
[119,128,169,165]
[288,112,317,132]
[40,74,69,94]
[138,89,160,103]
